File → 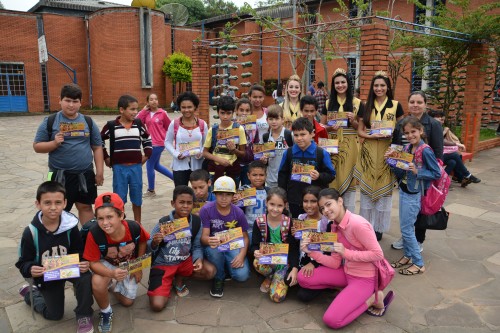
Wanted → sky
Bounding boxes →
[1,0,252,12]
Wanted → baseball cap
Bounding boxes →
[94,192,124,212]
[213,176,236,193]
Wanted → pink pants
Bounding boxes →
[297,265,376,329]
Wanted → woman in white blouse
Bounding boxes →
[165,92,208,186]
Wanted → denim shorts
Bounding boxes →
[112,163,143,206]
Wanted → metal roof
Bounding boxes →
[28,0,127,14]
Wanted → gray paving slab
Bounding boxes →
[1,114,500,332]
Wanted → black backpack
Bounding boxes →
[81,219,142,258]
[105,118,144,166]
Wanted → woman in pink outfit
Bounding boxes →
[137,93,173,197]
[297,188,395,329]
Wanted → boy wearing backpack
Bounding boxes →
[16,181,94,333]
[278,117,336,218]
[148,186,216,311]
[100,95,152,224]
[33,83,104,225]
[202,96,247,184]
[83,192,149,333]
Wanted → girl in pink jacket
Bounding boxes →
[298,188,395,329]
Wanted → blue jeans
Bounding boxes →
[146,146,173,191]
[113,163,143,206]
[203,246,250,281]
[399,189,424,267]
[443,152,469,180]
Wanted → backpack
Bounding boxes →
[255,214,290,243]
[172,117,205,147]
[106,118,144,166]
[80,219,142,258]
[412,144,451,216]
[263,129,294,148]
[25,224,72,264]
[47,112,93,139]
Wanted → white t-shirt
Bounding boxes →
[256,113,269,144]
[164,119,208,171]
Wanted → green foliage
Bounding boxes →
[162,51,192,84]
[0,1,4,10]
[156,0,206,23]
[203,0,238,18]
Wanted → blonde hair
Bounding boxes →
[282,74,302,126]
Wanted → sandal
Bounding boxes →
[391,256,412,268]
[175,284,190,297]
[366,291,395,317]
[260,278,272,293]
[399,264,425,275]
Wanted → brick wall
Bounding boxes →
[0,12,43,112]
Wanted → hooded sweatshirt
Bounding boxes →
[16,210,83,286]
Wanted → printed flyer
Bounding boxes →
[292,219,318,239]
[235,187,257,207]
[303,231,338,252]
[258,243,289,265]
[385,144,413,170]
[192,201,206,215]
[160,217,192,242]
[59,122,87,137]
[369,121,393,136]
[326,112,348,127]
[215,227,245,252]
[179,141,201,158]
[43,253,80,282]
[291,163,315,184]
[216,128,240,145]
[119,253,152,274]
[237,114,257,131]
[253,142,276,159]
[318,138,339,154]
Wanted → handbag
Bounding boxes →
[414,207,449,230]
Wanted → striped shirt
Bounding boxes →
[101,117,152,165]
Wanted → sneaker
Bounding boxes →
[224,272,232,282]
[77,316,94,333]
[461,177,472,188]
[418,242,423,253]
[143,190,156,198]
[19,284,37,298]
[98,311,113,333]
[468,175,481,183]
[391,237,404,250]
[210,279,224,298]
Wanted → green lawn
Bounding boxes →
[454,127,498,141]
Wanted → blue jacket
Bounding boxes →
[392,140,441,193]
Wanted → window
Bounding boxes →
[349,0,369,19]
[0,64,26,96]
[347,57,357,89]
[140,8,153,88]
[309,60,316,87]
[411,61,423,91]
[414,0,446,26]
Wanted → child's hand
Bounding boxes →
[193,258,203,271]
[113,268,128,282]
[177,153,187,160]
[226,140,236,152]
[253,250,262,259]
[260,155,268,164]
[232,193,242,203]
[408,162,418,175]
[384,148,394,159]
[195,152,203,159]
[54,132,64,146]
[370,133,387,139]
[131,270,143,283]
[79,261,90,273]
[208,236,221,248]
[310,169,320,181]
[30,265,45,278]
[301,262,315,278]
[152,233,164,249]
[458,143,466,151]
[333,243,345,256]
[301,238,311,254]
[287,267,298,286]
[231,252,245,268]
[141,156,148,165]
[217,157,232,167]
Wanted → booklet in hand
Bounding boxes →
[119,253,152,274]
[291,163,315,184]
[258,243,289,265]
[303,231,338,252]
[292,219,318,239]
[43,253,80,282]
[160,217,192,242]
[215,227,245,252]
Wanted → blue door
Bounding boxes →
[0,63,28,112]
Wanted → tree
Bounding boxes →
[156,0,206,24]
[0,1,4,9]
[204,0,238,18]
[162,52,192,97]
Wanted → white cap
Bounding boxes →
[213,176,236,193]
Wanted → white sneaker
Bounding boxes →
[143,190,156,198]
[391,237,403,250]
[418,242,423,253]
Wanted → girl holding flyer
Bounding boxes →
[298,188,395,329]
[250,188,300,303]
[353,71,404,240]
[165,92,208,186]
[385,116,440,275]
[321,69,365,213]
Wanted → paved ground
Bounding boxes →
[0,114,499,333]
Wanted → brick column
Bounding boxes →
[359,23,390,100]
[192,44,210,124]
[462,43,490,154]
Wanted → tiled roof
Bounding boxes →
[29,0,127,13]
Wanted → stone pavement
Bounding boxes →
[0,114,499,332]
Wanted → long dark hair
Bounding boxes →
[363,74,394,128]
[400,115,427,142]
[328,70,354,112]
